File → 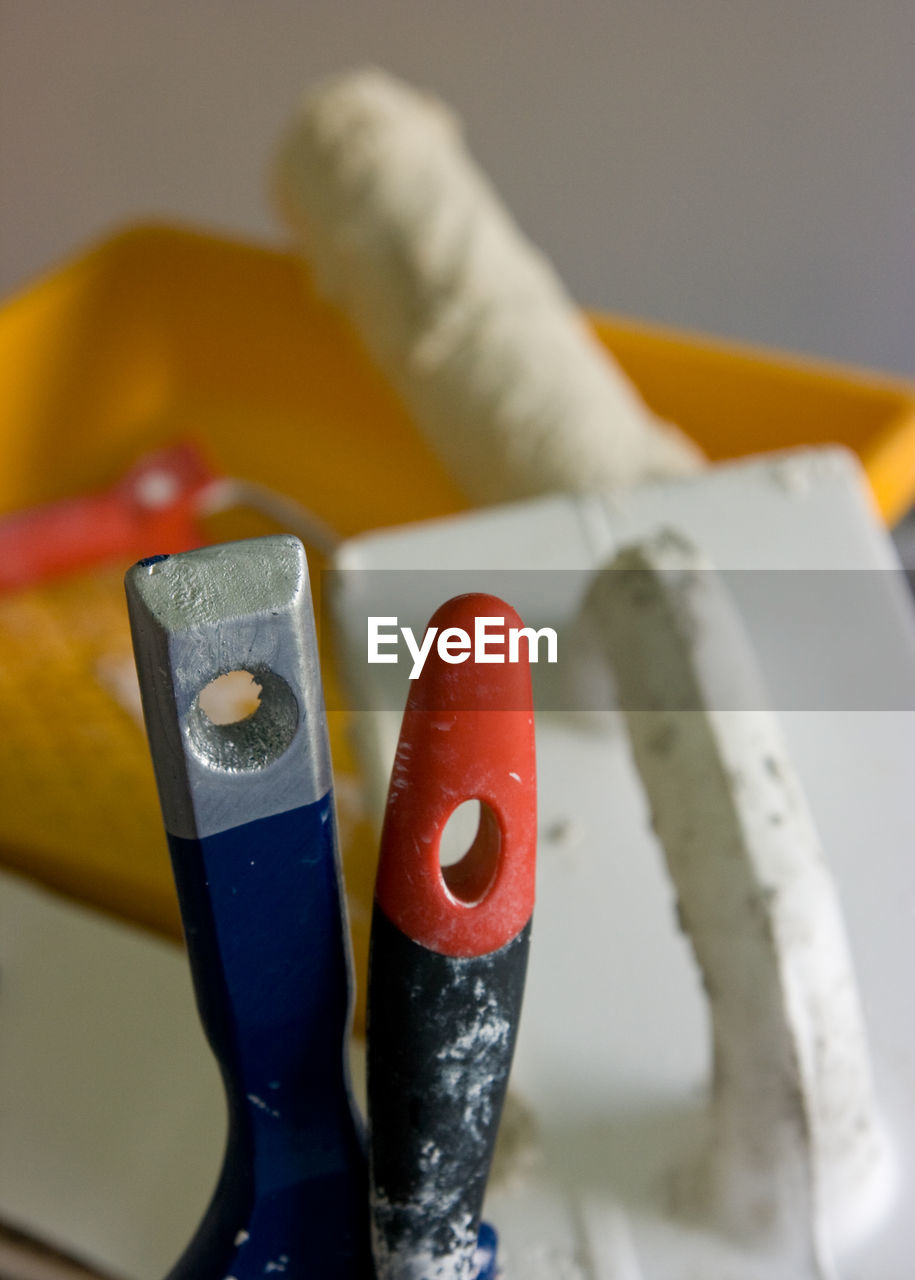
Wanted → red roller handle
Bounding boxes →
[0,445,215,593]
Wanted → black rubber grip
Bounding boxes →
[367,906,531,1273]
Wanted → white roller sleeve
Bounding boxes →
[274,68,701,504]
[588,531,892,1277]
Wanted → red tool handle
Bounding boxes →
[368,592,536,1276]
[373,592,537,959]
[0,445,215,593]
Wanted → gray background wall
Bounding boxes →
[2,1,913,376]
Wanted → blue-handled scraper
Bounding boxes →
[126,535,371,1279]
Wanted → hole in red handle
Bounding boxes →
[439,799,502,907]
[438,799,481,867]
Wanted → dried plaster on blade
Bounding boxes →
[275,68,701,506]
[587,531,892,1277]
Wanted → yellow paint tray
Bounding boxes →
[1,221,913,986]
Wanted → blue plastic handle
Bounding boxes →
[164,794,371,1279]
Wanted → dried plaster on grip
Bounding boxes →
[125,536,331,840]
[274,68,701,507]
[587,531,892,1277]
